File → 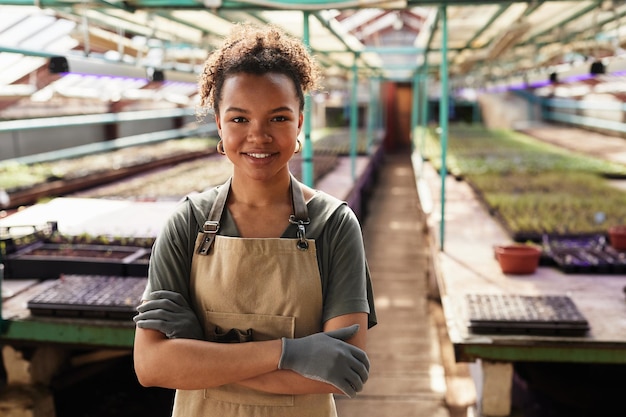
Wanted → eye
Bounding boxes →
[232,117,247,123]
[271,115,288,122]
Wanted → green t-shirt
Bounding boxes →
[144,184,377,328]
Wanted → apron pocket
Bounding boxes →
[203,311,295,406]
[203,311,295,341]
[208,326,253,343]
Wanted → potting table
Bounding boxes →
[419,159,626,416]
[0,198,179,416]
[0,198,179,348]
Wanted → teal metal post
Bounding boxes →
[0,263,5,333]
[350,52,359,180]
[439,5,449,251]
[302,12,314,187]
[474,101,481,124]
[376,75,385,130]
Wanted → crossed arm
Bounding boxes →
[133,297,369,397]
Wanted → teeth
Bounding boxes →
[248,153,272,159]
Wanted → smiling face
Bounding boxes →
[215,72,303,184]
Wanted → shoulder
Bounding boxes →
[177,187,222,228]
[306,190,360,238]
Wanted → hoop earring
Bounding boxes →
[294,139,302,154]
[216,140,226,155]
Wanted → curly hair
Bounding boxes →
[198,23,321,116]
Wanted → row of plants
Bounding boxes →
[77,155,233,200]
[423,124,626,240]
[1,128,375,198]
[0,137,218,192]
[78,135,360,200]
[73,128,377,200]
[312,128,374,155]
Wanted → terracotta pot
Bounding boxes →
[494,244,542,275]
[608,226,626,251]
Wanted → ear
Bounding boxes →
[215,114,222,137]
[297,112,304,135]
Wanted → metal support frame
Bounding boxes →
[439,5,449,252]
[350,52,359,181]
[302,11,314,187]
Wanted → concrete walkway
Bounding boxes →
[335,152,453,417]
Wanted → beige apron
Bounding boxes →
[172,178,337,417]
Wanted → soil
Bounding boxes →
[29,247,132,259]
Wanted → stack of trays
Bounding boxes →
[541,234,626,274]
[466,293,590,336]
[27,275,147,320]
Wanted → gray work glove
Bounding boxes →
[133,290,204,340]
[278,324,369,398]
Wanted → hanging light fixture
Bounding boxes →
[162,69,197,83]
[590,60,606,75]
[49,55,148,79]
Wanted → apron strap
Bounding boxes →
[197,178,231,255]
[289,174,311,251]
[290,174,309,222]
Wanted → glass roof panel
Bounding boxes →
[2,1,626,104]
[20,19,77,50]
[0,14,56,47]
[0,54,46,85]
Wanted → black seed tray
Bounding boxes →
[542,234,626,274]
[27,275,147,320]
[466,294,590,336]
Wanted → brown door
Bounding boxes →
[383,81,413,152]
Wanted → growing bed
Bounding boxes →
[424,124,626,241]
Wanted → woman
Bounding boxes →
[133,23,376,417]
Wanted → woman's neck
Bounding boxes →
[229,173,292,208]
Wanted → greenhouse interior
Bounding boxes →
[1,1,626,416]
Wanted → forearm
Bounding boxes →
[238,369,343,396]
[134,328,282,390]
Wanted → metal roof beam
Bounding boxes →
[462,3,512,51]
[362,46,425,54]
[310,11,382,76]
[521,0,603,47]
[0,0,601,9]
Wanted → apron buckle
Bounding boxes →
[289,215,310,251]
[198,221,220,255]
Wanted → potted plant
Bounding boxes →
[494,243,542,275]
[608,226,626,251]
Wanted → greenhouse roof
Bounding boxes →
[2,1,626,98]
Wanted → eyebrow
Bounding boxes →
[224,106,295,114]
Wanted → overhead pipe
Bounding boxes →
[0,46,58,58]
[311,11,381,76]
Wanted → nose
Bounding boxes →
[247,120,272,143]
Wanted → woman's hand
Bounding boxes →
[278,324,370,398]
